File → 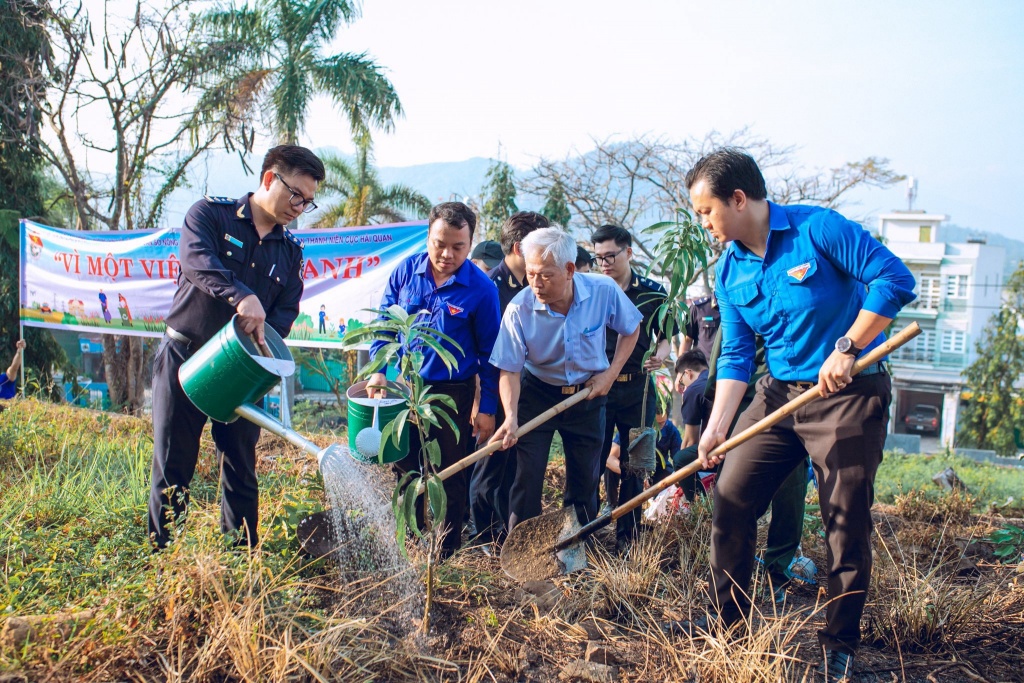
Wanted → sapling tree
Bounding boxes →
[343,304,464,633]
[641,206,712,350]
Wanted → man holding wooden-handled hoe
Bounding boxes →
[490,227,642,533]
[670,149,916,681]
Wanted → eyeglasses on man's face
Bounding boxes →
[274,173,317,213]
[593,246,627,266]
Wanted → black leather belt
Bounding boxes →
[790,362,886,391]
[165,326,192,347]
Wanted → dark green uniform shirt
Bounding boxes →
[604,271,667,375]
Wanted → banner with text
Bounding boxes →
[19,219,427,348]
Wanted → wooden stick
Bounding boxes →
[609,321,922,523]
[410,386,593,498]
[250,333,273,359]
[551,322,923,552]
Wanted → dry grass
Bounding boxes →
[5,400,1024,681]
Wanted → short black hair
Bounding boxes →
[429,201,477,238]
[575,244,593,269]
[591,224,632,248]
[261,145,326,183]
[684,148,767,202]
[675,349,708,375]
[499,211,550,255]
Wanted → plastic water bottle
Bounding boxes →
[789,555,817,583]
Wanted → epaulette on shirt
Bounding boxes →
[284,229,304,248]
[204,195,235,204]
[638,275,665,292]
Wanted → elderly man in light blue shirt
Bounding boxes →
[490,227,642,530]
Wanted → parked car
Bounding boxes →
[904,404,940,435]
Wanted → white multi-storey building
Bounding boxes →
[880,211,1005,445]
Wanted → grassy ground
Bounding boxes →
[2,399,1023,682]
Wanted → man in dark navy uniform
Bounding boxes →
[148,145,324,549]
[469,211,549,552]
[592,224,669,551]
[678,291,720,360]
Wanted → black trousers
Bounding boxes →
[508,373,607,530]
[469,396,516,545]
[710,372,890,654]
[149,335,262,548]
[393,377,475,556]
[600,375,656,542]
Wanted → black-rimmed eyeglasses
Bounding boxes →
[274,173,318,213]
[593,246,626,265]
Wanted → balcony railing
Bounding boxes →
[890,349,968,370]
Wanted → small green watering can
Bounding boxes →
[178,315,346,467]
[346,380,410,464]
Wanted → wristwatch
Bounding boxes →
[835,336,862,357]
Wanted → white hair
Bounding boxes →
[520,226,576,267]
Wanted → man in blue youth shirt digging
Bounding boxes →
[671,149,915,681]
[366,202,501,559]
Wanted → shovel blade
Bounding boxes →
[500,506,587,581]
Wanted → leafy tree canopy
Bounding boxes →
[958,261,1024,456]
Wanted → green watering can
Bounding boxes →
[178,315,346,467]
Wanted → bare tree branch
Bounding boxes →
[519,129,904,279]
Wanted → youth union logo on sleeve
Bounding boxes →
[786,262,811,282]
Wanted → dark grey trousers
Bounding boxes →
[710,372,890,654]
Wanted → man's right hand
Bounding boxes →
[697,428,728,469]
[366,372,389,399]
[236,294,267,343]
[490,415,519,450]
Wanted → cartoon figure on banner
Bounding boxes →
[337,318,346,339]
[118,293,133,327]
[68,299,86,319]
[98,289,111,323]
[319,304,327,334]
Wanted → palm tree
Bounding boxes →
[203,0,402,144]
[315,141,431,227]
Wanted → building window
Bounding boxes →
[919,226,932,242]
[941,330,967,354]
[916,273,941,309]
[893,327,936,363]
[945,274,968,299]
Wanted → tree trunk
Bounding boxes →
[102,335,148,415]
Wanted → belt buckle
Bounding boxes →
[616,373,631,383]
[794,380,816,392]
[562,385,578,395]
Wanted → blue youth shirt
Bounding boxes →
[369,253,501,414]
[716,202,916,383]
[0,373,16,399]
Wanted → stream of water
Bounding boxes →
[316,446,422,631]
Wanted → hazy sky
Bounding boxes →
[293,0,1023,239]
[66,0,1023,239]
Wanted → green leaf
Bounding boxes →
[425,438,442,468]
[433,408,460,443]
[425,474,447,527]
[392,409,409,449]
[392,470,418,513]
[404,477,423,539]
